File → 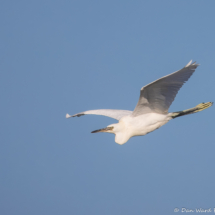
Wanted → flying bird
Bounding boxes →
[66,61,213,145]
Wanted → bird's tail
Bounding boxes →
[171,102,213,119]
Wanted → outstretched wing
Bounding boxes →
[66,109,132,121]
[132,60,199,116]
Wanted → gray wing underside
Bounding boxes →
[66,109,132,120]
[132,60,199,116]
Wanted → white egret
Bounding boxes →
[66,61,213,144]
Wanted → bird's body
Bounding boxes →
[111,113,171,144]
[66,60,213,144]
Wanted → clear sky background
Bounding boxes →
[1,1,215,214]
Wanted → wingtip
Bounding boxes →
[66,113,72,118]
[185,60,192,67]
[185,60,200,67]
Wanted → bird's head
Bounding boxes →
[91,123,130,145]
[91,123,119,134]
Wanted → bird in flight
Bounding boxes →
[66,60,212,145]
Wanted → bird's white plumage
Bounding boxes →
[132,61,198,116]
[66,60,212,144]
[66,113,71,118]
[185,60,192,67]
[111,113,172,144]
[67,109,132,120]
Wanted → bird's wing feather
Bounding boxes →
[132,60,199,116]
[66,109,132,120]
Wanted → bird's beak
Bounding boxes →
[91,126,114,133]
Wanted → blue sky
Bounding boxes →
[1,1,215,214]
